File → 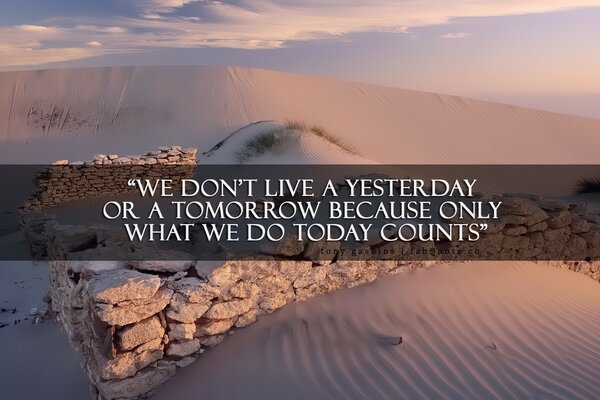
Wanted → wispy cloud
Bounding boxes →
[1,0,598,67]
[441,32,471,39]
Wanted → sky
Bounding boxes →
[2,1,600,118]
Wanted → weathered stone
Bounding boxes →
[502,225,527,236]
[205,299,253,320]
[228,281,260,300]
[527,221,548,232]
[564,235,588,259]
[196,318,236,336]
[571,217,592,234]
[500,197,539,216]
[235,308,258,328]
[57,226,98,252]
[97,348,163,380]
[526,209,549,226]
[166,294,210,323]
[260,234,305,256]
[96,362,176,400]
[501,215,527,225]
[170,277,221,303]
[88,269,161,305]
[166,339,201,358]
[168,323,196,341]
[199,334,225,347]
[96,287,173,326]
[547,210,571,229]
[294,266,327,289]
[127,251,195,273]
[117,315,165,351]
[197,261,241,287]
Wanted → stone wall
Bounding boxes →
[42,192,600,400]
[23,146,197,212]
[17,149,600,399]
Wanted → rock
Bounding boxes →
[96,287,173,326]
[501,215,527,225]
[527,221,548,233]
[96,362,176,400]
[293,266,327,289]
[57,226,97,252]
[235,308,258,328]
[166,294,210,323]
[127,251,195,273]
[88,269,161,305]
[260,234,305,256]
[571,217,592,234]
[196,318,236,336]
[204,299,253,320]
[228,281,260,300]
[174,356,197,368]
[199,334,225,347]
[170,277,221,303]
[97,348,163,380]
[526,209,549,226]
[166,339,201,358]
[168,323,196,341]
[278,261,313,282]
[502,225,527,236]
[547,210,572,229]
[117,315,165,351]
[52,160,69,165]
[500,197,539,216]
[197,261,241,287]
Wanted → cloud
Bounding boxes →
[1,0,599,67]
[441,32,471,39]
[16,24,53,32]
[86,41,103,47]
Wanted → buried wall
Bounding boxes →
[17,150,600,399]
[45,193,600,400]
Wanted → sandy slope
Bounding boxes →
[1,66,600,164]
[1,66,600,399]
[153,262,600,400]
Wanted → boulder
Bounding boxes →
[168,323,196,341]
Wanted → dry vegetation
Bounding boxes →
[234,120,359,163]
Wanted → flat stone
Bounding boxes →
[166,339,201,358]
[88,269,161,305]
[117,315,165,351]
[205,299,253,320]
[97,348,163,380]
[96,362,176,400]
[96,287,173,326]
[166,294,210,323]
[168,323,196,341]
[196,318,236,336]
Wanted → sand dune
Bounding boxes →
[2,66,599,399]
[1,66,600,164]
[153,262,600,400]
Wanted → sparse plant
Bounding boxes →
[284,119,308,131]
[575,177,600,195]
[235,127,294,163]
[236,120,361,162]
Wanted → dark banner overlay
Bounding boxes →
[2,165,599,261]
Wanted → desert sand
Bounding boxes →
[1,66,599,399]
[153,262,600,400]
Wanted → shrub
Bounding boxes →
[575,177,600,195]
